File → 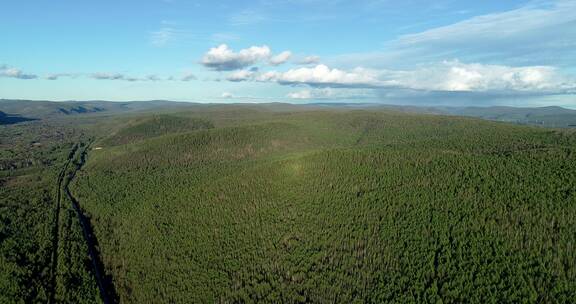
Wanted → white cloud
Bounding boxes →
[201,44,293,70]
[91,73,135,81]
[227,62,576,94]
[0,65,38,80]
[255,64,383,88]
[269,51,292,66]
[1,65,192,83]
[221,92,234,98]
[378,61,575,93]
[287,90,313,99]
[90,72,165,82]
[296,55,320,65]
[201,44,272,71]
[88,73,192,82]
[287,88,374,100]
[397,1,576,48]
[226,69,255,82]
[332,0,576,68]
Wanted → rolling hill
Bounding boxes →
[1,103,575,303]
[73,108,576,303]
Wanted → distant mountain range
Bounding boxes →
[308,103,576,128]
[1,99,575,128]
[435,106,576,128]
[0,99,197,121]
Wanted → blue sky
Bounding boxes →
[1,0,575,107]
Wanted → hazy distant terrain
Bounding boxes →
[0,99,199,120]
[3,99,575,128]
[307,102,576,128]
[1,101,575,303]
[438,106,576,128]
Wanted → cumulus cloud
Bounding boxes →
[269,51,292,66]
[378,61,575,93]
[227,61,576,94]
[226,69,255,82]
[221,92,234,98]
[201,44,293,70]
[201,44,271,71]
[0,65,38,80]
[233,64,383,88]
[268,65,380,87]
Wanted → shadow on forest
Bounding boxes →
[0,111,38,125]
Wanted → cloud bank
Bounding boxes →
[226,61,576,94]
[287,88,371,100]
[0,65,199,83]
[90,73,143,82]
[260,65,381,88]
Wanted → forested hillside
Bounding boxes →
[62,109,576,303]
[0,121,100,303]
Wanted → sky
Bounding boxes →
[1,0,575,107]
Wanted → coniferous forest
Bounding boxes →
[1,105,575,303]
